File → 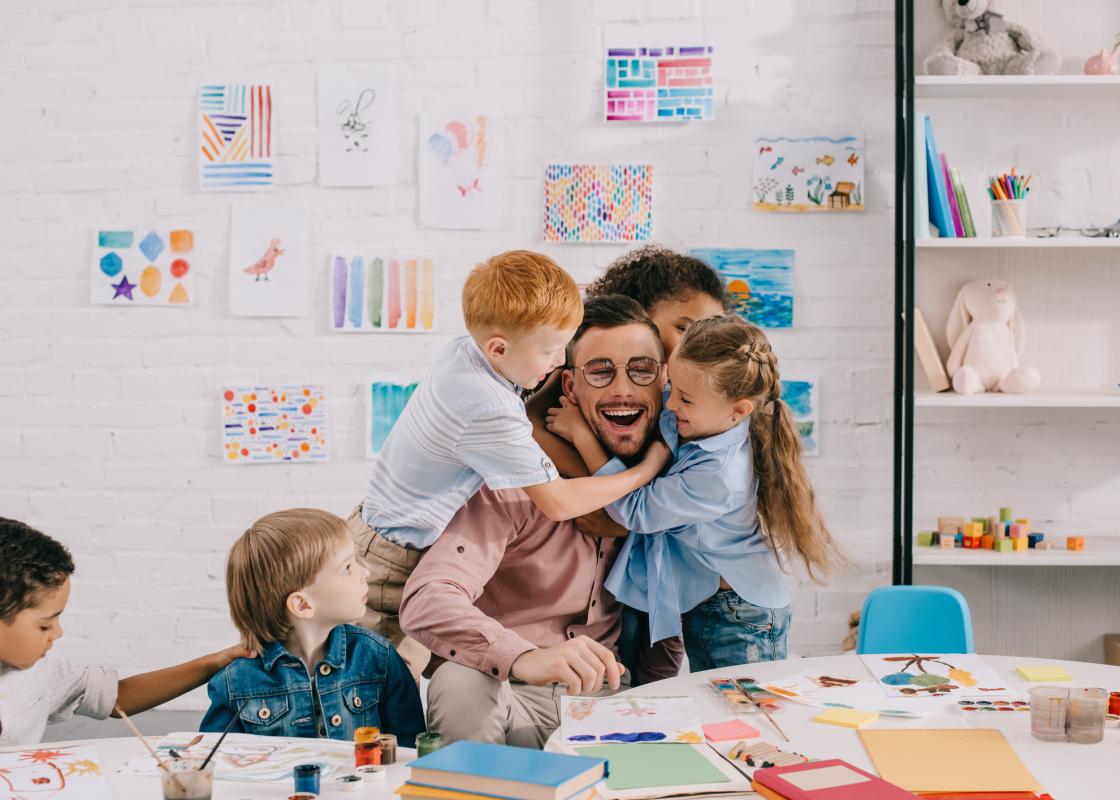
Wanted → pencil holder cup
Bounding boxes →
[991,199,1027,237]
[1029,686,1068,741]
[1067,687,1107,744]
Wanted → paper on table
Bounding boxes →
[559,695,703,744]
[859,653,1019,700]
[0,745,112,800]
[764,669,938,717]
[1016,664,1072,682]
[570,743,748,798]
[858,729,1041,793]
[702,719,760,742]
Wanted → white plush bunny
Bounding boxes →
[945,279,1041,394]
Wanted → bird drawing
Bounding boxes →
[245,239,284,282]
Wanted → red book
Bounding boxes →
[753,759,919,800]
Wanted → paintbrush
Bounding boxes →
[735,682,789,743]
[199,700,245,771]
[115,705,186,792]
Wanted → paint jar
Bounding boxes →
[1029,686,1069,741]
[1108,691,1120,716]
[379,733,398,765]
[160,757,214,800]
[417,731,443,757]
[292,763,321,796]
[991,199,1027,237]
[1067,687,1108,744]
[354,726,382,767]
[333,773,365,793]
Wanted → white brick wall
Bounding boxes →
[1,0,896,709]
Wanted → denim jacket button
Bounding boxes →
[353,695,362,708]
[258,706,271,720]
[319,664,331,676]
[330,714,342,727]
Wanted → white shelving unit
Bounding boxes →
[916,75,1120,98]
[917,237,1120,249]
[915,390,1120,408]
[914,537,1120,567]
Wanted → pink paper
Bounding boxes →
[702,719,760,742]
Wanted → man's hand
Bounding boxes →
[510,636,622,695]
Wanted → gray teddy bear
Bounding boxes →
[924,0,1059,76]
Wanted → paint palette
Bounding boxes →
[958,700,1030,712]
[709,678,783,714]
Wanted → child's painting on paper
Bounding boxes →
[229,201,310,317]
[859,653,1019,700]
[318,70,399,187]
[559,695,703,744]
[689,248,793,328]
[367,380,419,457]
[222,385,327,464]
[329,254,436,333]
[419,113,503,229]
[0,745,112,800]
[199,84,274,191]
[753,135,864,212]
[91,228,195,307]
[780,378,819,456]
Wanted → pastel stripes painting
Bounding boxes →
[329,254,436,332]
[199,83,275,190]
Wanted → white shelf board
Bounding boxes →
[916,75,1120,98]
[914,537,1120,567]
[915,390,1120,408]
[916,237,1120,249]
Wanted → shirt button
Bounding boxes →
[257,706,271,720]
[330,714,342,727]
[457,546,465,554]
[568,632,575,639]
[491,667,499,676]
[319,664,331,676]
[591,600,596,608]
[449,649,456,657]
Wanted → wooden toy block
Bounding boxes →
[1067,536,1084,551]
[981,535,994,549]
[1000,507,1013,523]
[1014,536,1028,551]
[995,538,1014,553]
[1016,518,1031,531]
[918,531,934,547]
[1036,541,1055,551]
[954,533,964,547]
[1010,523,1023,538]
[940,535,956,550]
[971,517,988,534]
[987,516,1000,534]
[938,517,965,535]
[972,522,986,537]
[1027,533,1043,548]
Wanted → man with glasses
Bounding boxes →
[399,295,666,747]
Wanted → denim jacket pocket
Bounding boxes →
[237,694,292,733]
[341,680,382,725]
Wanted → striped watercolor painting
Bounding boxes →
[329,253,436,333]
[199,84,275,190]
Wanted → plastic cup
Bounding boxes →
[992,199,1027,237]
[159,757,214,800]
[1029,686,1068,741]
[1068,687,1108,744]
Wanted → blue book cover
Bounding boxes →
[914,112,930,239]
[923,115,954,238]
[410,741,607,788]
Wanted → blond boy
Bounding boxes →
[351,251,667,672]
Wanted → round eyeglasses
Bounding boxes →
[572,357,663,388]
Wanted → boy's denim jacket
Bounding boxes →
[200,624,424,746]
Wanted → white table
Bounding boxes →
[19,737,415,799]
[549,653,1118,798]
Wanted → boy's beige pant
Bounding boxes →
[347,504,431,682]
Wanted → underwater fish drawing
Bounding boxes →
[791,166,805,177]
[770,156,784,170]
[759,145,773,156]
[816,155,834,166]
[848,152,860,166]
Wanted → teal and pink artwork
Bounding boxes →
[367,380,418,457]
[859,653,1018,700]
[689,248,793,329]
[199,83,275,190]
[329,254,436,332]
[605,46,714,122]
[753,135,864,212]
[544,164,653,243]
[780,378,819,456]
[222,385,327,464]
[91,228,194,307]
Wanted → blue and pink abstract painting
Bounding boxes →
[222,385,327,464]
[367,380,418,457]
[690,248,793,329]
[199,84,275,190]
[544,164,653,242]
[605,46,714,122]
[780,378,819,456]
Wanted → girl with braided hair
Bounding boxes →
[546,314,840,669]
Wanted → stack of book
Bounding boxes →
[396,741,607,800]
[915,114,976,239]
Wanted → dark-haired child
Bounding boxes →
[0,517,250,746]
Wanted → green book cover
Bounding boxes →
[950,167,976,238]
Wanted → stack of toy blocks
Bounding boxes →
[915,507,1077,554]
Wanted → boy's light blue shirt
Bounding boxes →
[601,406,789,643]
[363,335,559,549]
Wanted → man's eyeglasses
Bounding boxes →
[572,357,663,388]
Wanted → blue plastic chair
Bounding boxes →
[856,586,974,654]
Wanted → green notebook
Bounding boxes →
[573,743,729,791]
[949,167,976,238]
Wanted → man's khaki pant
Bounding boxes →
[426,661,626,749]
[347,504,430,682]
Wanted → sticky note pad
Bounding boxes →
[813,708,879,729]
[1017,665,1072,682]
[702,719,760,742]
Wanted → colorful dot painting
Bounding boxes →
[543,164,653,243]
[91,228,194,307]
[222,385,328,464]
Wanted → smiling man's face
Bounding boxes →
[562,323,664,459]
